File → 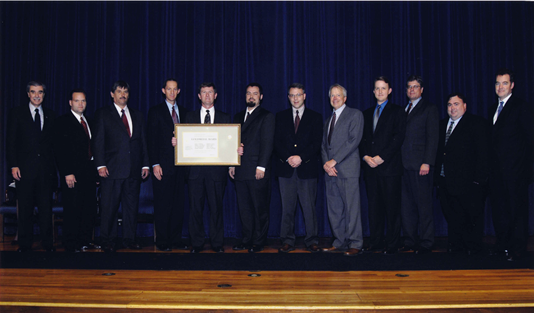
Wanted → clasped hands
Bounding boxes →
[363,155,384,168]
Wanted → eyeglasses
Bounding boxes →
[406,85,421,90]
[288,94,303,99]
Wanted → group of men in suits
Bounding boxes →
[6,70,532,259]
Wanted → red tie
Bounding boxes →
[172,107,179,124]
[121,109,131,137]
[294,110,300,133]
[80,117,92,159]
[406,102,413,115]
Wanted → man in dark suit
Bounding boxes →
[274,83,322,253]
[53,89,98,253]
[400,75,439,254]
[6,81,57,252]
[435,92,489,255]
[229,82,275,253]
[321,84,364,257]
[361,76,406,255]
[147,79,189,252]
[92,81,150,252]
[185,82,231,253]
[488,69,533,261]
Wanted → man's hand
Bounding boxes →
[419,163,430,176]
[288,155,302,168]
[363,156,378,168]
[65,174,77,188]
[98,167,109,178]
[171,137,177,147]
[237,143,244,156]
[229,167,235,179]
[153,165,163,181]
[12,167,21,181]
[372,155,384,166]
[323,159,338,177]
[255,169,265,180]
[141,168,150,179]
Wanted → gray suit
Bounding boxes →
[321,105,364,249]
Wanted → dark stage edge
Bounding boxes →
[1,250,532,271]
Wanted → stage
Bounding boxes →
[1,237,533,312]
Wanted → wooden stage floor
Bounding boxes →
[1,236,533,312]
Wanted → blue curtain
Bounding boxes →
[2,1,533,238]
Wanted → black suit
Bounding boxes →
[185,109,231,248]
[273,107,322,247]
[233,106,275,246]
[400,98,439,249]
[361,101,406,250]
[53,112,97,250]
[6,104,56,250]
[435,113,490,251]
[147,102,189,247]
[488,94,533,255]
[92,104,149,246]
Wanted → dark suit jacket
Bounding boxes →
[489,94,533,180]
[184,108,231,181]
[273,107,323,179]
[233,107,275,181]
[147,102,189,177]
[92,104,149,180]
[434,113,490,195]
[401,98,439,170]
[6,104,57,180]
[52,112,94,179]
[361,102,406,177]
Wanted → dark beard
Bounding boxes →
[246,101,256,107]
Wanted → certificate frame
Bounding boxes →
[174,124,241,166]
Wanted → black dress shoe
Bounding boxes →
[44,246,56,252]
[278,244,295,253]
[248,245,264,253]
[81,243,101,250]
[507,252,526,262]
[172,243,189,250]
[212,246,224,253]
[447,247,464,254]
[156,244,171,252]
[125,241,142,250]
[190,246,203,253]
[232,243,251,251]
[466,249,481,256]
[383,248,397,255]
[103,243,116,253]
[17,246,31,253]
[307,244,321,253]
[65,247,81,253]
[414,247,432,255]
[362,244,384,252]
[398,246,415,252]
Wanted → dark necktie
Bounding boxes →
[373,104,381,132]
[80,117,92,159]
[496,101,504,120]
[328,112,336,145]
[172,106,179,124]
[204,109,211,124]
[440,121,455,177]
[34,108,41,135]
[294,110,300,133]
[406,102,413,115]
[121,109,131,137]
[246,112,251,122]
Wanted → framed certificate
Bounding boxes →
[174,124,241,165]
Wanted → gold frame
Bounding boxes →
[174,124,241,166]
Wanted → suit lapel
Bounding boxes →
[374,103,391,134]
[406,99,424,121]
[110,105,130,137]
[242,108,260,132]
